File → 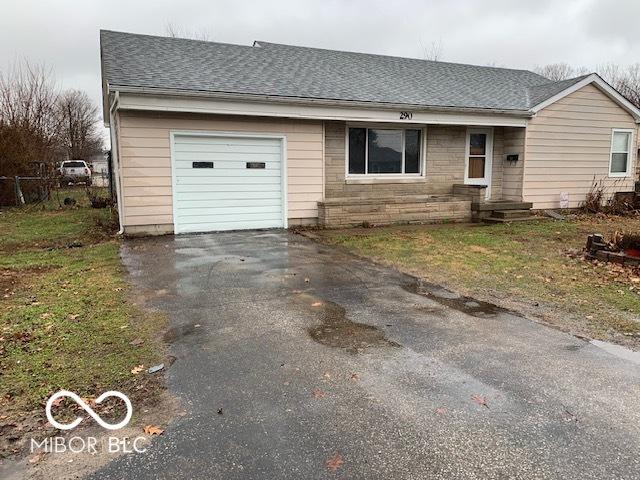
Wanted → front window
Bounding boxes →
[610,130,632,176]
[348,128,422,175]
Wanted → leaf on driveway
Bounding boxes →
[326,452,344,472]
[312,388,326,399]
[131,365,145,375]
[435,407,447,415]
[471,394,489,408]
[143,425,164,436]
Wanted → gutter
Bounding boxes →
[108,92,125,235]
[107,85,534,118]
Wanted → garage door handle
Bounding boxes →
[246,162,266,169]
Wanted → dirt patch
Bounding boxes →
[0,266,58,299]
[0,391,184,480]
[295,293,400,354]
[403,280,511,318]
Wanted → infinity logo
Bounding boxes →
[46,390,133,431]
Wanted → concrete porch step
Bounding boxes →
[492,209,533,219]
[472,201,533,212]
[484,215,536,224]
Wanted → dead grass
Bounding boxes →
[314,215,640,348]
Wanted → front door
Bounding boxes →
[464,128,493,199]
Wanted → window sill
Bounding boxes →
[608,173,631,178]
[345,176,426,185]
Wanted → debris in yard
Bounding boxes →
[148,363,164,374]
[350,373,359,381]
[545,210,566,220]
[326,452,344,472]
[130,338,144,347]
[217,408,223,415]
[143,425,164,435]
[311,302,322,307]
[63,197,76,206]
[312,388,326,399]
[435,407,447,415]
[131,365,145,375]
[471,394,489,408]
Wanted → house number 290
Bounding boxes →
[399,111,413,120]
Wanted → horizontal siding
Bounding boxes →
[117,112,324,227]
[524,83,637,209]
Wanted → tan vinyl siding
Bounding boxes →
[118,111,323,229]
[502,127,525,201]
[524,83,638,209]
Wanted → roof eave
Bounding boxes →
[107,84,534,118]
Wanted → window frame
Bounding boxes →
[609,128,635,178]
[344,124,427,179]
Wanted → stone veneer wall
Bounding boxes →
[324,121,505,201]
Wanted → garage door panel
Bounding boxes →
[178,219,283,233]
[172,134,285,233]
[176,205,282,216]
[174,143,282,154]
[174,169,281,178]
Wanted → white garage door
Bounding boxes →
[172,134,285,233]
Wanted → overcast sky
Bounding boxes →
[1,0,639,135]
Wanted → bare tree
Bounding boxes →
[57,89,103,161]
[420,39,443,62]
[164,22,211,41]
[0,60,62,174]
[597,63,640,108]
[534,62,579,81]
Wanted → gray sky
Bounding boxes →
[1,0,639,134]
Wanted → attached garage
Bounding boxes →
[171,133,286,233]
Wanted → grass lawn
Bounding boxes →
[0,189,166,456]
[315,215,640,348]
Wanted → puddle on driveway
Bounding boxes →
[591,339,640,365]
[403,280,509,318]
[163,323,198,343]
[298,294,399,354]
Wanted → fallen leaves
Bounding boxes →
[471,394,489,408]
[143,425,164,436]
[326,452,344,472]
[129,338,144,347]
[435,407,447,415]
[131,365,145,375]
[312,388,326,399]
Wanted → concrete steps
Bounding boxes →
[472,200,535,223]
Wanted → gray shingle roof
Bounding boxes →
[100,30,581,113]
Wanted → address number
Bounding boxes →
[399,111,413,120]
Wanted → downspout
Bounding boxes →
[108,92,125,235]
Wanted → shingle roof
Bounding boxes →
[100,30,581,113]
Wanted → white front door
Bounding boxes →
[464,128,493,199]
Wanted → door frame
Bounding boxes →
[169,130,288,234]
[463,127,494,199]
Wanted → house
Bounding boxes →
[100,30,640,235]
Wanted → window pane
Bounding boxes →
[405,130,421,174]
[368,129,402,174]
[469,133,486,155]
[468,157,485,178]
[348,128,366,174]
[613,132,630,152]
[611,153,628,173]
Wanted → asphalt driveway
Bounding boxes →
[93,231,640,479]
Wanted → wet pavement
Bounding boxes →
[91,230,640,479]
